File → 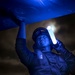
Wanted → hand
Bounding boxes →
[52,39,65,52]
[1,8,24,26]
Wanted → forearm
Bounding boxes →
[53,40,75,60]
[53,39,75,74]
[59,47,75,60]
[15,38,33,66]
[17,22,26,39]
[59,47,75,73]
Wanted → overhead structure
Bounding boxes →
[0,0,75,30]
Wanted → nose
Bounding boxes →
[39,36,45,41]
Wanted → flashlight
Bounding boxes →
[47,26,57,44]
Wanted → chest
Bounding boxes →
[31,53,68,73]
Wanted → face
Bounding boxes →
[36,35,51,48]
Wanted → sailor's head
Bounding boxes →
[32,27,52,48]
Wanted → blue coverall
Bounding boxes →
[5,9,75,75]
[15,38,75,75]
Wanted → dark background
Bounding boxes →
[0,13,75,75]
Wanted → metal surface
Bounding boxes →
[0,0,75,30]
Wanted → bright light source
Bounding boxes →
[47,26,51,30]
[51,25,56,32]
[47,25,56,33]
[47,25,57,44]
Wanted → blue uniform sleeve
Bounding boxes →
[60,48,75,75]
[15,38,34,66]
[53,39,75,74]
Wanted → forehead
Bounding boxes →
[37,34,49,38]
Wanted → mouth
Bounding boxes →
[40,40,45,43]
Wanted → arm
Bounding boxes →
[53,40,75,74]
[1,9,34,66]
[15,22,34,66]
[59,48,75,75]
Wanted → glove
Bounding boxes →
[0,8,22,26]
[52,39,65,52]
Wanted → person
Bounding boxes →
[15,21,75,75]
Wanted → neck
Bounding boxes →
[40,45,51,52]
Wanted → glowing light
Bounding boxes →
[47,24,56,32]
[47,25,57,44]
